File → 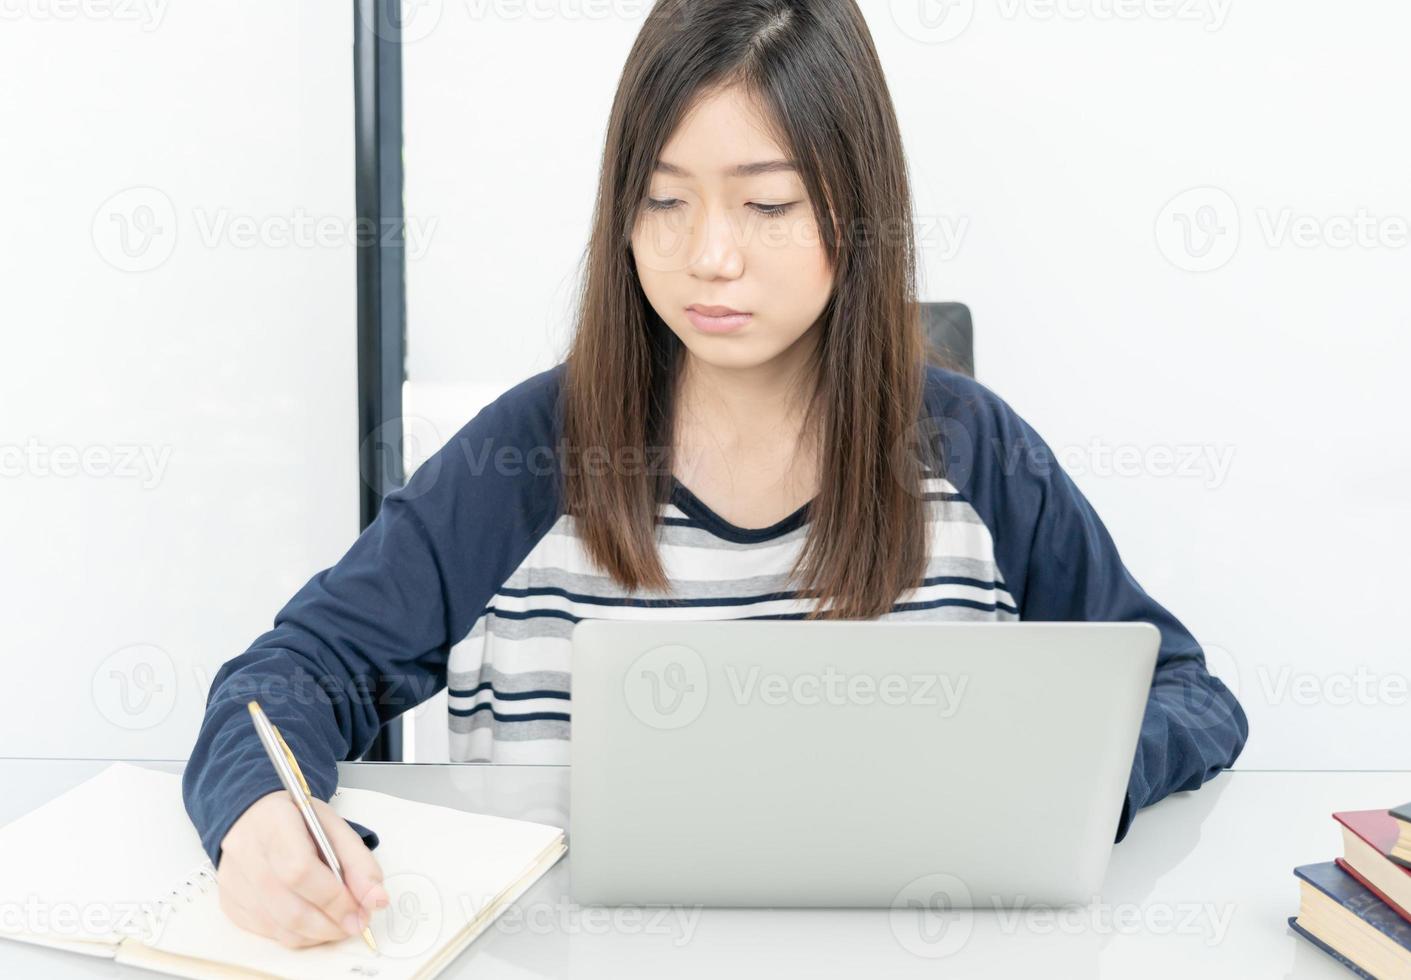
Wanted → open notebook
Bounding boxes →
[0,762,566,980]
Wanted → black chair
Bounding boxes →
[921,302,974,378]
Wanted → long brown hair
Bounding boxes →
[561,0,948,620]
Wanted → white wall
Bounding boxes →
[397,2,1409,766]
[0,4,359,758]
[889,1,1411,769]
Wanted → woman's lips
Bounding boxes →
[685,308,753,334]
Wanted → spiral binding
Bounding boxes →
[128,863,218,939]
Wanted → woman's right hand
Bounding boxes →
[215,791,390,948]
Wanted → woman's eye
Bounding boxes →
[749,202,796,219]
[643,198,796,218]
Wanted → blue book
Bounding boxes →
[1289,860,1411,978]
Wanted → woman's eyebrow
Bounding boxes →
[654,159,798,178]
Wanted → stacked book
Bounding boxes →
[1290,801,1411,977]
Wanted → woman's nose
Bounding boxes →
[686,204,746,280]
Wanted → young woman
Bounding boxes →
[185,0,1249,948]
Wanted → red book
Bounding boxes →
[1333,809,1411,926]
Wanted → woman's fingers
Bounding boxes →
[265,803,366,936]
[215,790,375,946]
[314,798,390,915]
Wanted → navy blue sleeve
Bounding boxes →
[927,368,1249,843]
[182,367,564,865]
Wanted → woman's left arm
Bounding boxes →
[1016,447,1250,841]
[937,375,1250,842]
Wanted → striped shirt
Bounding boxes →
[183,361,1248,863]
[446,471,1016,763]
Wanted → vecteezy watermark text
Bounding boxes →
[0,439,172,490]
[92,186,438,273]
[1156,187,1409,272]
[725,664,968,715]
[0,0,169,30]
[623,642,972,730]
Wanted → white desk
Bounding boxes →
[0,760,1401,978]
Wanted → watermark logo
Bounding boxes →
[0,895,169,942]
[895,416,1237,500]
[1254,206,1409,251]
[890,871,1236,958]
[91,643,178,731]
[1157,187,1408,271]
[358,0,445,43]
[891,0,1231,44]
[624,648,970,731]
[374,872,443,959]
[624,643,709,730]
[1155,186,1240,273]
[1180,641,1411,713]
[360,414,446,501]
[996,0,1232,30]
[1254,660,1411,708]
[724,665,969,715]
[92,186,179,273]
[187,207,437,258]
[890,0,976,44]
[1166,640,1243,733]
[92,186,438,273]
[917,213,970,261]
[492,897,702,945]
[992,895,1236,944]
[892,415,976,498]
[1,0,169,30]
[997,435,1238,491]
[1199,642,1241,702]
[890,872,975,958]
[0,439,173,489]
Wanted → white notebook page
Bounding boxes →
[0,763,565,980]
[0,763,209,946]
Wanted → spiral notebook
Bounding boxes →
[0,762,566,980]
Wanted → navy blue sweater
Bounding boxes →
[183,362,1249,864]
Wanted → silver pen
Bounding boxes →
[246,700,379,954]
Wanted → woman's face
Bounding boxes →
[631,84,835,374]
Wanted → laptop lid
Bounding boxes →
[569,620,1158,908]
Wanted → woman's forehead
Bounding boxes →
[658,86,793,172]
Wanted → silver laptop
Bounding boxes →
[569,619,1158,908]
